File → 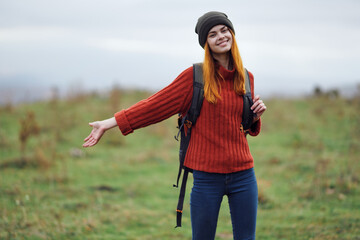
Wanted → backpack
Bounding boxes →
[173,63,254,228]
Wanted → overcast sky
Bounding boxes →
[1,0,360,102]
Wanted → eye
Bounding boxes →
[208,33,216,38]
[221,28,229,33]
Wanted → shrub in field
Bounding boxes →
[1,111,56,170]
[19,111,40,163]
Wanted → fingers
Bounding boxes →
[84,121,99,142]
[251,99,263,111]
[253,100,265,113]
[87,139,97,147]
[250,95,267,117]
[82,137,98,147]
[83,121,101,147]
[251,95,260,110]
[83,133,99,146]
[84,122,95,142]
[83,133,92,142]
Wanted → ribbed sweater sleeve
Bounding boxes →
[114,66,193,135]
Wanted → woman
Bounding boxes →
[83,11,266,240]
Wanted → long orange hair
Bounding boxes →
[203,30,246,104]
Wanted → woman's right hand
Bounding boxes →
[82,117,117,147]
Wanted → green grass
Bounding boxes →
[1,91,359,239]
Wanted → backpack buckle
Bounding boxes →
[184,120,192,129]
[240,124,249,134]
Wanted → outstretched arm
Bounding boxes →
[82,117,117,147]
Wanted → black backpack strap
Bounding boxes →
[241,68,255,132]
[174,63,204,228]
[244,68,251,93]
[187,63,204,126]
[173,63,204,188]
[175,168,189,228]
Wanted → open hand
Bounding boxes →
[82,121,106,147]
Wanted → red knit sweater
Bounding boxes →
[114,64,261,173]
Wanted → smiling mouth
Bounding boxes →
[217,40,228,46]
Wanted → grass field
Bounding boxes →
[1,89,359,239]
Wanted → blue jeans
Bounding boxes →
[190,168,258,240]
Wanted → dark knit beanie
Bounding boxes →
[195,11,235,48]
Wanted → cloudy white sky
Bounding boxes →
[0,0,360,102]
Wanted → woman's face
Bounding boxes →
[206,25,233,54]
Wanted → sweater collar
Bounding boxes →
[217,62,235,80]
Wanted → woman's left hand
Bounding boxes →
[251,95,267,122]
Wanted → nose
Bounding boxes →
[218,32,225,40]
